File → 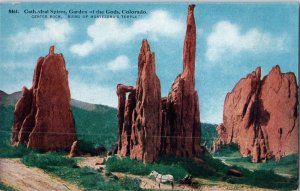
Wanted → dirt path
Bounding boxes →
[0,159,82,191]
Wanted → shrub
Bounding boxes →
[120,176,142,191]
[0,143,36,158]
[21,152,141,191]
[22,152,77,169]
[77,139,98,155]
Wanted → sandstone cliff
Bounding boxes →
[214,66,298,162]
[12,46,77,151]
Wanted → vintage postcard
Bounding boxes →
[0,1,298,191]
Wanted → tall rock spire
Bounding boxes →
[182,4,196,88]
[130,40,162,163]
[161,4,202,158]
[116,5,202,163]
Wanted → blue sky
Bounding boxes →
[0,3,298,124]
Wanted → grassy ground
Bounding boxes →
[213,144,299,177]
[106,154,298,190]
[21,151,142,191]
[1,104,298,190]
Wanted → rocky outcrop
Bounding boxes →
[116,5,201,163]
[160,4,201,158]
[11,46,77,151]
[68,141,79,158]
[215,66,298,162]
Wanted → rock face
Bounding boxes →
[116,84,136,157]
[11,46,77,151]
[116,5,201,163]
[215,66,298,162]
[117,40,162,163]
[130,40,162,163]
[160,4,201,158]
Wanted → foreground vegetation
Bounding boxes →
[106,154,298,190]
[1,104,298,190]
[213,143,299,177]
[21,151,142,191]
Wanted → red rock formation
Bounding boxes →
[130,40,162,163]
[116,40,161,163]
[116,84,136,156]
[11,46,77,151]
[11,87,33,145]
[161,4,202,158]
[259,66,298,160]
[215,66,298,162]
[68,141,79,158]
[116,5,201,163]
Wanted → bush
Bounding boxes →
[22,152,77,169]
[120,176,142,191]
[106,156,152,175]
[0,143,36,158]
[77,139,100,155]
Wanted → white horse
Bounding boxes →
[149,170,174,189]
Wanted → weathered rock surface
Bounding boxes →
[116,84,136,157]
[116,5,201,163]
[160,4,202,158]
[215,66,298,162]
[116,40,161,163]
[129,40,162,163]
[12,46,77,151]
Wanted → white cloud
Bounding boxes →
[69,79,117,107]
[10,19,73,52]
[206,21,287,63]
[70,10,184,56]
[107,55,129,71]
[79,55,130,74]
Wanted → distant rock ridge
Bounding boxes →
[0,90,107,112]
[116,5,202,163]
[0,91,22,106]
[11,46,77,151]
[214,66,298,162]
